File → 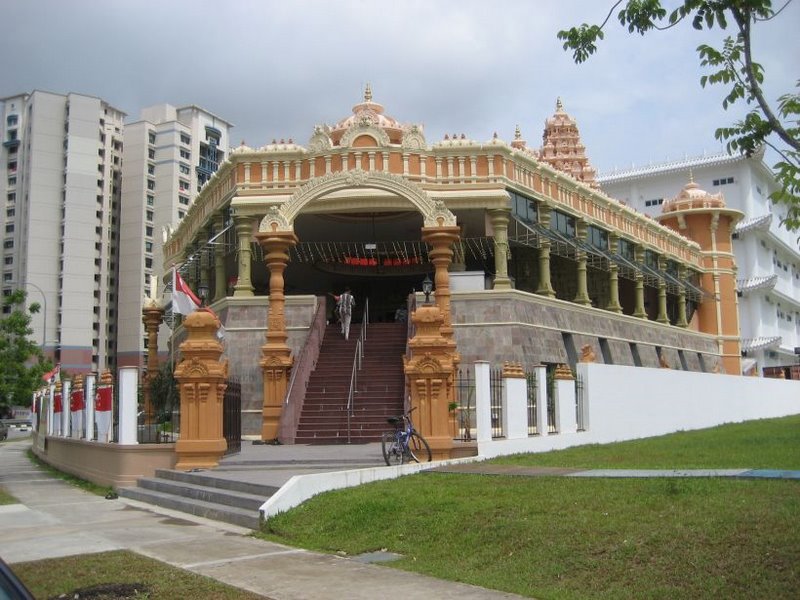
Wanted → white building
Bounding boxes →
[1,91,125,373]
[117,104,233,368]
[598,150,800,376]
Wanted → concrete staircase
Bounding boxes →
[294,322,407,444]
[119,469,277,530]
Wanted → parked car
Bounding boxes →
[0,557,34,599]
[0,421,8,441]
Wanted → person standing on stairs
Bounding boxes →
[337,287,356,340]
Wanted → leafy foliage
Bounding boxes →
[148,361,179,422]
[558,1,800,231]
[0,290,51,415]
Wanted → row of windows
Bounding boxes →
[712,176,734,186]
[644,198,663,207]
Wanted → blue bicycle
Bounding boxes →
[381,406,432,466]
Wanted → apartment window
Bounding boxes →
[145,241,153,252]
[180,134,191,145]
[148,132,156,144]
[147,195,154,206]
[6,193,15,203]
[147,164,155,175]
[644,198,664,207]
[179,195,189,205]
[5,224,13,233]
[712,176,735,186]
[179,163,190,175]
[3,240,13,249]
[2,273,11,283]
[145,226,153,237]
[7,176,16,186]
[146,210,153,222]
[178,210,186,220]
[6,115,18,126]
[145,257,153,269]
[147,179,155,191]
[5,208,13,218]
[7,161,16,173]
[148,148,155,160]
[179,180,189,192]
[180,149,190,159]
[4,257,12,266]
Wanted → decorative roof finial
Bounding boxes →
[556,97,564,112]
[514,124,522,140]
[688,168,694,183]
[364,83,373,103]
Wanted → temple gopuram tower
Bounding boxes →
[538,98,599,189]
[657,179,744,374]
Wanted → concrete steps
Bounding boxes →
[119,469,279,530]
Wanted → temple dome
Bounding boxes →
[662,178,726,213]
[329,84,404,145]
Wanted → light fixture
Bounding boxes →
[198,284,209,305]
[422,275,433,304]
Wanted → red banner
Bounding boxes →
[70,389,85,412]
[95,386,112,412]
[53,392,62,414]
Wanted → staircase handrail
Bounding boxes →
[280,296,327,443]
[345,297,368,443]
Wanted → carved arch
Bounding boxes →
[280,170,456,227]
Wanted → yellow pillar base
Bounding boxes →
[175,438,228,471]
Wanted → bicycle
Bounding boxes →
[381,406,432,466]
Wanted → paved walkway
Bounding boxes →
[429,464,800,479]
[0,440,524,600]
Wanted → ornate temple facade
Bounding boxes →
[162,89,743,439]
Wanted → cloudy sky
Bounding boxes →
[2,0,797,174]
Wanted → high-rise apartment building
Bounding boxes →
[1,91,125,373]
[117,104,232,367]
[598,150,800,376]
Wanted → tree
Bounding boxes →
[558,1,800,231]
[0,290,52,415]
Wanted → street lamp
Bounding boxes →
[421,275,433,304]
[11,280,46,353]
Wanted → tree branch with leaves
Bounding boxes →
[0,290,52,416]
[558,0,800,232]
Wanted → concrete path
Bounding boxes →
[0,440,524,600]
[430,464,800,479]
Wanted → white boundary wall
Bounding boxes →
[478,363,800,458]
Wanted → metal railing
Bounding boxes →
[526,369,539,435]
[345,298,368,443]
[453,367,475,441]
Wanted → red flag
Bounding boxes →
[173,269,200,315]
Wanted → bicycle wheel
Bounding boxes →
[406,431,432,463]
[381,431,403,466]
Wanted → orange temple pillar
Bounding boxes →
[254,228,298,441]
[404,302,458,460]
[141,300,164,425]
[174,309,228,470]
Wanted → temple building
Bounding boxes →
[162,89,744,440]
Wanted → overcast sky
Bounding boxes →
[1,0,797,174]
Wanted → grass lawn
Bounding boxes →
[490,415,800,470]
[0,487,17,505]
[13,550,269,599]
[258,416,800,599]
